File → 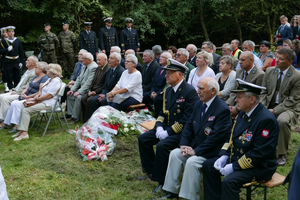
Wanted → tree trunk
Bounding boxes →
[266,15,273,44]
[235,18,243,43]
[199,0,209,41]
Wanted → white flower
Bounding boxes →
[124,128,129,132]
[131,127,135,130]
[124,124,128,127]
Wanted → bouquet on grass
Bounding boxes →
[71,106,155,161]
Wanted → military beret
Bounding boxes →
[163,58,189,73]
[104,17,113,23]
[1,27,7,32]
[84,22,93,27]
[6,26,16,31]
[126,18,134,23]
[62,21,69,25]
[231,79,266,95]
[44,23,51,27]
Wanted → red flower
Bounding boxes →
[136,108,140,112]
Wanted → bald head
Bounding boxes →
[239,51,254,71]
[125,49,135,57]
[96,53,108,68]
[197,77,219,103]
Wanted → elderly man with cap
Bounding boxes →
[37,23,59,63]
[157,77,232,200]
[0,26,25,92]
[260,47,300,166]
[137,59,199,193]
[79,22,99,60]
[152,45,163,63]
[99,17,118,57]
[202,79,279,200]
[66,52,97,124]
[58,21,78,79]
[120,18,140,53]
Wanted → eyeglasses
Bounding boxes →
[201,47,209,50]
[175,54,182,57]
[125,60,134,63]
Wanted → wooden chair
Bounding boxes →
[127,103,145,110]
[243,172,285,200]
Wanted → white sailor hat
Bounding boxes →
[126,18,134,23]
[84,22,93,27]
[104,17,113,23]
[6,26,16,31]
[163,58,189,73]
[231,78,266,95]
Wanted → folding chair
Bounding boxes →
[31,82,70,136]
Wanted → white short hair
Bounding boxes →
[126,54,138,65]
[111,52,121,63]
[111,46,121,53]
[187,44,197,52]
[178,48,189,58]
[207,79,219,93]
[162,51,172,59]
[83,52,94,61]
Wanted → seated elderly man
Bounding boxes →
[110,46,125,68]
[0,55,38,128]
[157,77,231,200]
[67,52,97,124]
[137,59,198,193]
[202,79,279,200]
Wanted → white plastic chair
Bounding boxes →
[31,83,69,136]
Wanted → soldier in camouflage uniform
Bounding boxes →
[37,23,59,63]
[58,21,77,79]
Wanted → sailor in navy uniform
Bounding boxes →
[0,26,25,92]
[137,59,199,193]
[79,22,99,60]
[202,79,279,200]
[120,18,140,53]
[99,17,118,57]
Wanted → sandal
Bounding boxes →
[9,128,17,133]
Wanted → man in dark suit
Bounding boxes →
[110,46,125,68]
[152,45,162,63]
[141,50,160,93]
[276,15,293,46]
[137,59,199,193]
[79,22,99,60]
[99,17,118,57]
[159,77,232,200]
[81,53,109,122]
[186,44,197,67]
[202,79,279,200]
[201,41,221,74]
[143,51,171,110]
[120,18,140,53]
[260,48,300,166]
[88,52,125,117]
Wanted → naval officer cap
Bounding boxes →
[104,17,113,23]
[84,22,93,27]
[6,26,16,31]
[126,18,134,23]
[231,79,266,95]
[62,21,69,25]
[163,58,189,73]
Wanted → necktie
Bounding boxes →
[75,63,82,79]
[110,69,114,78]
[201,103,207,121]
[243,71,248,81]
[276,72,283,91]
[159,68,163,76]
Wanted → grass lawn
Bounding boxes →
[0,110,299,199]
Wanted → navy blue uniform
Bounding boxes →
[0,38,24,89]
[99,27,118,56]
[120,28,140,52]
[138,80,199,184]
[79,30,99,59]
[180,96,232,158]
[202,103,279,200]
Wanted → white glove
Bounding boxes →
[220,163,233,176]
[7,46,13,51]
[155,126,164,138]
[19,63,23,68]
[214,155,229,171]
[158,130,169,140]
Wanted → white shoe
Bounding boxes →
[14,134,29,141]
[12,132,21,138]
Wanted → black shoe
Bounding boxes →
[137,173,152,180]
[152,184,163,193]
[60,114,71,119]
[152,192,178,200]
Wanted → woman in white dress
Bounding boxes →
[187,51,215,91]
[13,64,62,141]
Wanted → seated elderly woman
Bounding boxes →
[13,64,62,141]
[107,54,143,111]
[1,62,49,133]
[215,56,236,101]
[187,51,215,91]
[257,40,275,71]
